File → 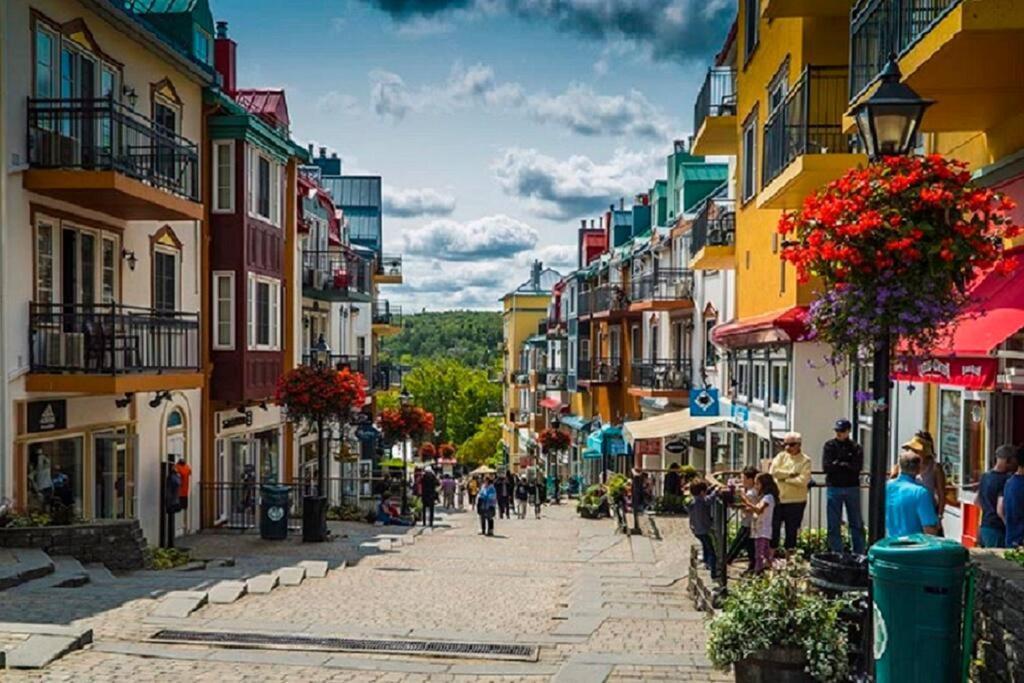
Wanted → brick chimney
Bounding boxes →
[214,21,236,95]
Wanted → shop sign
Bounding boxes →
[690,388,719,416]
[27,400,67,433]
[634,439,661,456]
[892,356,997,390]
[217,410,253,435]
[665,440,688,455]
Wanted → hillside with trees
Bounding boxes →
[380,311,502,369]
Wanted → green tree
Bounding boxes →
[402,358,500,444]
[381,311,502,369]
[457,417,503,468]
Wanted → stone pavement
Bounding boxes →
[3,506,729,681]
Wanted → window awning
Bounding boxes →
[892,250,1024,390]
[586,425,628,456]
[539,397,564,410]
[711,306,809,350]
[623,409,734,445]
[561,415,590,431]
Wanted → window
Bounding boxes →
[35,25,56,98]
[35,219,55,304]
[705,319,717,367]
[770,361,789,410]
[357,336,367,357]
[213,271,235,350]
[742,113,758,201]
[153,249,178,312]
[962,397,987,489]
[735,354,751,401]
[247,274,280,350]
[580,338,591,362]
[752,359,768,406]
[212,141,234,212]
[193,26,211,65]
[744,0,760,63]
[938,389,962,489]
[101,237,116,303]
[249,148,281,226]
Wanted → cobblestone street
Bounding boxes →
[2,505,728,682]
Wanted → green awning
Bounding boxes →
[582,448,601,460]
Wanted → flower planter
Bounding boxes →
[734,648,813,683]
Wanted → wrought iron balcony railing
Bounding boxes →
[690,198,736,259]
[578,357,621,384]
[374,362,404,390]
[301,353,372,379]
[377,254,403,277]
[629,269,694,302]
[28,97,199,201]
[542,370,567,389]
[630,358,693,391]
[850,0,961,100]
[762,66,850,189]
[29,302,199,375]
[693,67,738,134]
[372,302,402,327]
[301,250,372,299]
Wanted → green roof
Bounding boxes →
[205,89,309,162]
[682,164,728,182]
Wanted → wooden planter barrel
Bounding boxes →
[734,648,813,683]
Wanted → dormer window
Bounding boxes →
[193,25,211,65]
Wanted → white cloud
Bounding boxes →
[394,15,455,36]
[527,84,673,140]
[382,186,456,217]
[492,146,664,219]
[316,91,362,117]
[370,70,413,121]
[402,214,538,261]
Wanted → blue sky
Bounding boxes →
[214,0,733,310]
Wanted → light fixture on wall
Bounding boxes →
[236,403,248,414]
[121,85,138,109]
[114,393,134,408]
[148,390,171,408]
[122,249,137,271]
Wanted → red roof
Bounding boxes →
[234,89,290,129]
[711,306,809,350]
[297,173,342,245]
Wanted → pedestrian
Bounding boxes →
[768,432,812,553]
[175,457,192,515]
[441,474,456,509]
[664,463,682,498]
[886,450,940,537]
[744,473,779,574]
[420,466,439,528]
[477,476,497,536]
[822,419,865,554]
[977,445,1019,548]
[457,478,466,509]
[494,471,511,519]
[376,493,413,526]
[553,474,562,504]
[998,455,1024,547]
[467,476,479,507]
[514,476,528,519]
[907,432,947,533]
[687,479,718,576]
[528,476,542,519]
[731,466,759,573]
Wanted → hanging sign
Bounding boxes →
[690,388,720,417]
[27,400,67,433]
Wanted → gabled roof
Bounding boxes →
[235,89,290,129]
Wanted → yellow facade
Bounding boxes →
[500,291,549,458]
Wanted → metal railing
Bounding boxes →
[543,370,566,389]
[372,302,402,327]
[850,0,961,100]
[374,362,404,389]
[583,284,628,315]
[578,357,622,383]
[29,302,199,375]
[630,358,693,390]
[690,198,736,259]
[301,250,372,298]
[578,288,593,316]
[762,66,851,188]
[300,353,372,379]
[629,269,694,302]
[693,67,738,134]
[377,254,403,277]
[28,97,199,201]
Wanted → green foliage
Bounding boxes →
[375,389,399,412]
[326,503,372,523]
[796,527,860,556]
[402,358,500,444]
[381,311,502,369]
[144,546,191,571]
[379,457,406,469]
[1005,547,1024,568]
[2,507,83,528]
[577,484,610,519]
[606,473,628,502]
[707,561,851,682]
[654,493,693,515]
[458,416,503,468]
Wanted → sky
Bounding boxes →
[214,0,734,311]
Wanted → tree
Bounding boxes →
[457,417,503,469]
[402,358,500,444]
[380,311,502,368]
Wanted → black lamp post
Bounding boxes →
[851,55,933,545]
[398,386,413,516]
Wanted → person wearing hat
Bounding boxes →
[822,418,865,554]
[768,432,813,552]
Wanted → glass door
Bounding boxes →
[962,392,990,496]
[93,430,129,520]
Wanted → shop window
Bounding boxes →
[962,397,987,489]
[938,389,962,491]
[26,437,84,517]
[256,429,280,483]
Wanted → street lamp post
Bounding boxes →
[851,55,933,544]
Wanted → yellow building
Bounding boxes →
[501,262,561,468]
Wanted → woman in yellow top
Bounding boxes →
[768,432,813,553]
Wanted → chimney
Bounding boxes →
[590,219,595,230]
[307,143,314,156]
[214,21,236,95]
[331,152,338,159]
[531,260,543,289]
[319,146,327,158]
[619,197,625,211]
[674,138,687,154]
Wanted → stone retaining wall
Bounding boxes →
[0,519,146,571]
[971,550,1024,683]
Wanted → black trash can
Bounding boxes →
[259,484,290,540]
[809,552,869,675]
[302,495,328,543]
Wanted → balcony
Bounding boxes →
[628,269,694,312]
[27,302,201,393]
[374,254,403,285]
[542,370,566,389]
[577,357,622,385]
[849,0,1024,132]
[372,302,403,336]
[629,358,693,397]
[513,371,530,386]
[758,66,866,210]
[578,288,593,317]
[690,198,736,270]
[25,97,201,221]
[302,250,372,302]
[762,0,852,19]
[584,284,629,320]
[692,67,738,156]
[300,353,372,381]
[373,362,404,390]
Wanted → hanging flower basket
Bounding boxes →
[438,443,456,460]
[419,443,437,460]
[275,365,366,426]
[377,405,436,446]
[779,155,1020,363]
[538,428,571,455]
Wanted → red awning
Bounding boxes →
[711,306,809,350]
[539,397,563,411]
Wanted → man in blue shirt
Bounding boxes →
[886,451,940,538]
[998,459,1024,547]
[976,445,1017,547]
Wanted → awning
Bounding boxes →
[581,448,601,460]
[622,409,733,445]
[711,306,809,350]
[587,425,628,456]
[891,250,1024,389]
[561,415,590,432]
[539,397,564,410]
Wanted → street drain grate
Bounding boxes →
[150,630,539,661]
[374,567,418,572]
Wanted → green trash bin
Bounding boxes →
[259,484,290,540]
[868,534,968,683]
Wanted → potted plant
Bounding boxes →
[707,562,850,682]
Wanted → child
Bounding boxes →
[737,466,760,574]
[745,472,780,574]
[688,479,718,577]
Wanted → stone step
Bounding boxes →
[0,549,55,592]
[1,624,92,670]
[274,566,306,586]
[151,590,208,618]
[207,580,247,604]
[83,563,117,584]
[245,573,279,594]
[296,561,328,579]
